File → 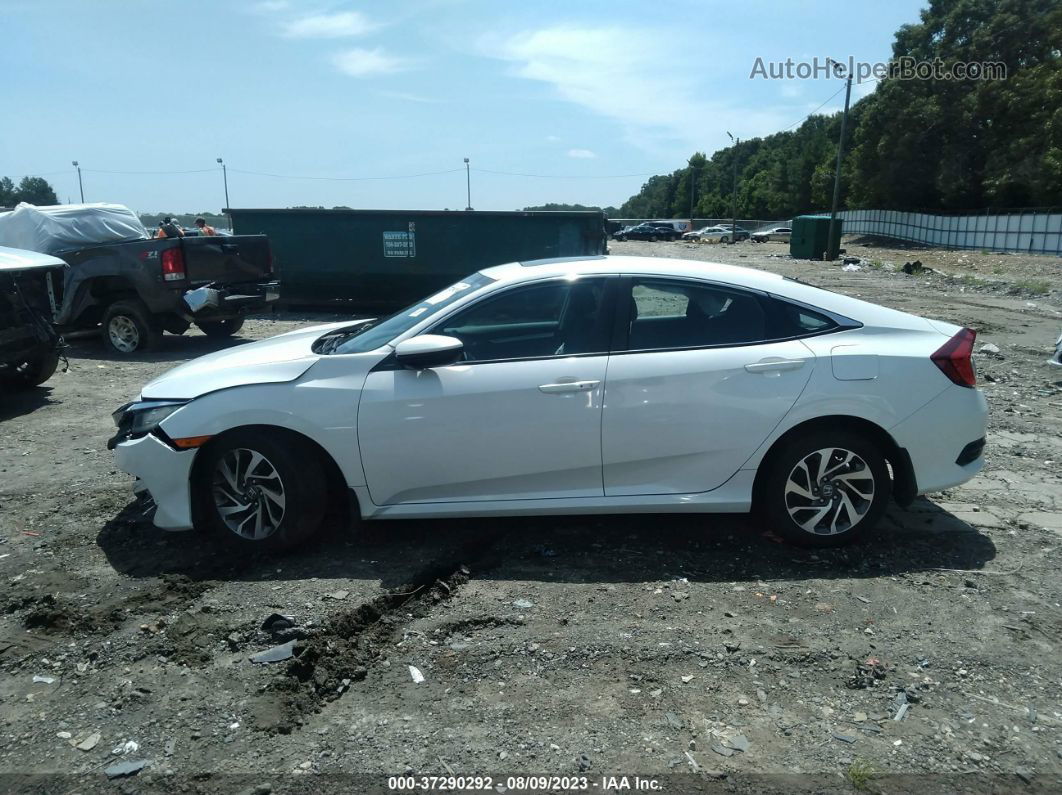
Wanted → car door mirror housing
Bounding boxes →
[394,334,464,369]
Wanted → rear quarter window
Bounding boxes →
[768,298,841,338]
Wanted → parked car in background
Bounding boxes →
[752,226,792,242]
[0,203,279,355]
[614,223,681,242]
[112,254,987,553]
[683,225,750,243]
[0,245,65,390]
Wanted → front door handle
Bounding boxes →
[538,380,600,394]
[744,358,806,374]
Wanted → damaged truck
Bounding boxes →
[0,203,278,355]
[0,245,66,390]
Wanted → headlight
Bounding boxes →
[113,400,188,435]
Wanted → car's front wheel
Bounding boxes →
[195,430,326,552]
[759,431,890,547]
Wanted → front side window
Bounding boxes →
[317,272,495,354]
[435,278,610,362]
[626,279,768,350]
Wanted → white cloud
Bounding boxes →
[567,148,596,159]
[332,48,411,77]
[545,135,561,142]
[377,90,441,104]
[284,11,377,38]
[482,26,796,154]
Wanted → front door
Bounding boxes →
[357,277,614,505]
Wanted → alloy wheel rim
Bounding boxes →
[108,316,140,353]
[212,448,286,540]
[784,447,875,535]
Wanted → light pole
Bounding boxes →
[687,158,698,230]
[72,161,84,203]
[217,158,230,210]
[725,132,739,243]
[463,158,472,211]
[825,59,853,260]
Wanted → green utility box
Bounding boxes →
[790,214,842,260]
[227,208,607,309]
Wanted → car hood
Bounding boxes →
[140,319,372,400]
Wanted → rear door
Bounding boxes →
[601,277,815,496]
[180,234,272,284]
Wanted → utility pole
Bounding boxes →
[827,60,853,260]
[688,158,697,230]
[725,132,739,243]
[464,158,472,211]
[217,158,230,228]
[72,161,84,203]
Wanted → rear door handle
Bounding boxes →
[744,358,806,374]
[538,380,600,394]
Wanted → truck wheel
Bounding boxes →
[102,299,159,355]
[196,318,245,338]
[0,351,60,390]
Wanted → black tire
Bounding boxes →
[649,235,658,242]
[196,317,245,338]
[194,429,327,552]
[758,430,891,547]
[101,299,159,355]
[0,351,60,390]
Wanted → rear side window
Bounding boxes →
[769,299,841,338]
[626,279,768,350]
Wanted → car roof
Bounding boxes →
[483,255,933,331]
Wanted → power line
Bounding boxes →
[780,84,847,131]
[84,167,218,175]
[228,167,465,181]
[472,167,654,179]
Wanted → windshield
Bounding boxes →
[315,272,496,355]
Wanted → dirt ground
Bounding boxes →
[1,237,1060,794]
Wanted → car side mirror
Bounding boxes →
[394,334,464,369]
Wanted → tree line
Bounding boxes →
[0,177,59,207]
[618,0,1062,220]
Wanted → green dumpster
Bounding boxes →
[227,208,607,309]
[790,215,842,260]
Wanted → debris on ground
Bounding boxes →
[104,759,150,779]
[249,640,297,664]
[408,665,425,683]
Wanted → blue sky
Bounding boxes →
[2,0,927,213]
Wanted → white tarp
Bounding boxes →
[0,202,148,256]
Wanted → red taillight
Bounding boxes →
[161,247,185,282]
[931,327,977,387]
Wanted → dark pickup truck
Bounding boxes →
[57,234,278,354]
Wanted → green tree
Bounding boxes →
[12,176,59,205]
[0,177,16,207]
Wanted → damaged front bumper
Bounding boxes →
[113,434,197,531]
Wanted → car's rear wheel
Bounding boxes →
[759,431,890,547]
[195,430,326,552]
[196,318,245,338]
[721,235,730,244]
[0,351,60,389]
[650,235,658,242]
[102,299,159,355]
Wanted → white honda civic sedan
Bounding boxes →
[110,256,987,550]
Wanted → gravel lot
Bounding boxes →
[1,238,1060,794]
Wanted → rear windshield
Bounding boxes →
[315,272,496,355]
